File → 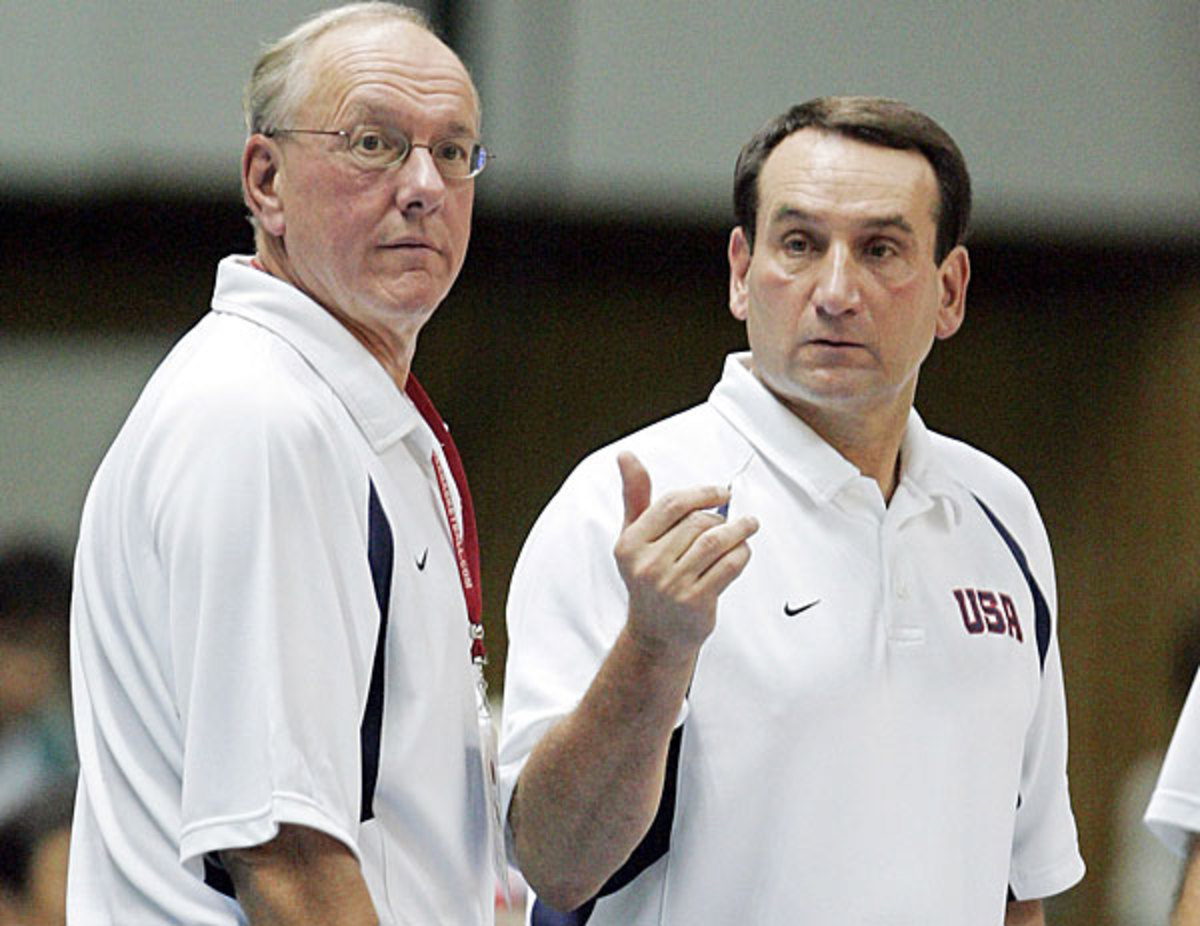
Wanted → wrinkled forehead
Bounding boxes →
[300,19,480,132]
[759,129,939,233]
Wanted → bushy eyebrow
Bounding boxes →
[768,206,817,227]
[768,206,916,237]
[861,214,916,236]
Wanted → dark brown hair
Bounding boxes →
[733,96,971,264]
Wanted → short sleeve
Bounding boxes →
[498,453,630,841]
[148,376,375,866]
[1003,491,1086,899]
[1007,628,1087,898]
[1146,670,1200,857]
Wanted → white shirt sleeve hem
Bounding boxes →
[178,791,361,866]
[1146,790,1200,858]
[1008,852,1086,902]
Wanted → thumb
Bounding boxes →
[617,451,652,528]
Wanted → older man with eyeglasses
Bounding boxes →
[67,4,497,924]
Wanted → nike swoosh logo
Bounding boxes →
[783,599,820,618]
[415,548,429,571]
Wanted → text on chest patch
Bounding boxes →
[952,588,1024,642]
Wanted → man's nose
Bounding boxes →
[396,145,447,215]
[812,244,861,316]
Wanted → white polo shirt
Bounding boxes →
[500,352,1084,925]
[69,256,492,925]
[1146,671,1200,855]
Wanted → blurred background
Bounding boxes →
[1,1,1198,923]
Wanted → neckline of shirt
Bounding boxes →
[209,255,423,453]
[709,352,963,524]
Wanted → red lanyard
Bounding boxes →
[245,260,484,663]
[405,374,486,667]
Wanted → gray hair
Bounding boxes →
[243,2,477,136]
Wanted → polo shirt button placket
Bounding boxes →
[884,529,925,646]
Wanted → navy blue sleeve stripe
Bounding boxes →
[972,495,1051,672]
[531,725,685,924]
[361,480,394,822]
[531,898,597,926]
[202,483,394,896]
[598,725,683,896]
[202,852,237,898]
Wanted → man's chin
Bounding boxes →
[765,367,867,402]
[380,290,449,321]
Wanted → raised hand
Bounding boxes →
[613,451,759,658]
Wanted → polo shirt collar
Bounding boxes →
[709,352,964,522]
[896,407,966,526]
[209,255,421,452]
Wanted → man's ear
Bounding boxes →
[935,244,970,340]
[728,226,752,322]
[242,135,286,238]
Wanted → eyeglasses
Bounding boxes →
[265,124,491,180]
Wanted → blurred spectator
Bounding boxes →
[0,542,76,824]
[1109,615,1200,923]
[0,781,73,926]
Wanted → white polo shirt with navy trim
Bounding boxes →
[69,255,492,925]
[1146,670,1200,856]
[500,352,1084,925]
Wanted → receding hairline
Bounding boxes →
[294,18,480,126]
[244,4,481,136]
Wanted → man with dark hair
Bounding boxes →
[732,96,971,264]
[499,96,1084,925]
[68,4,497,924]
